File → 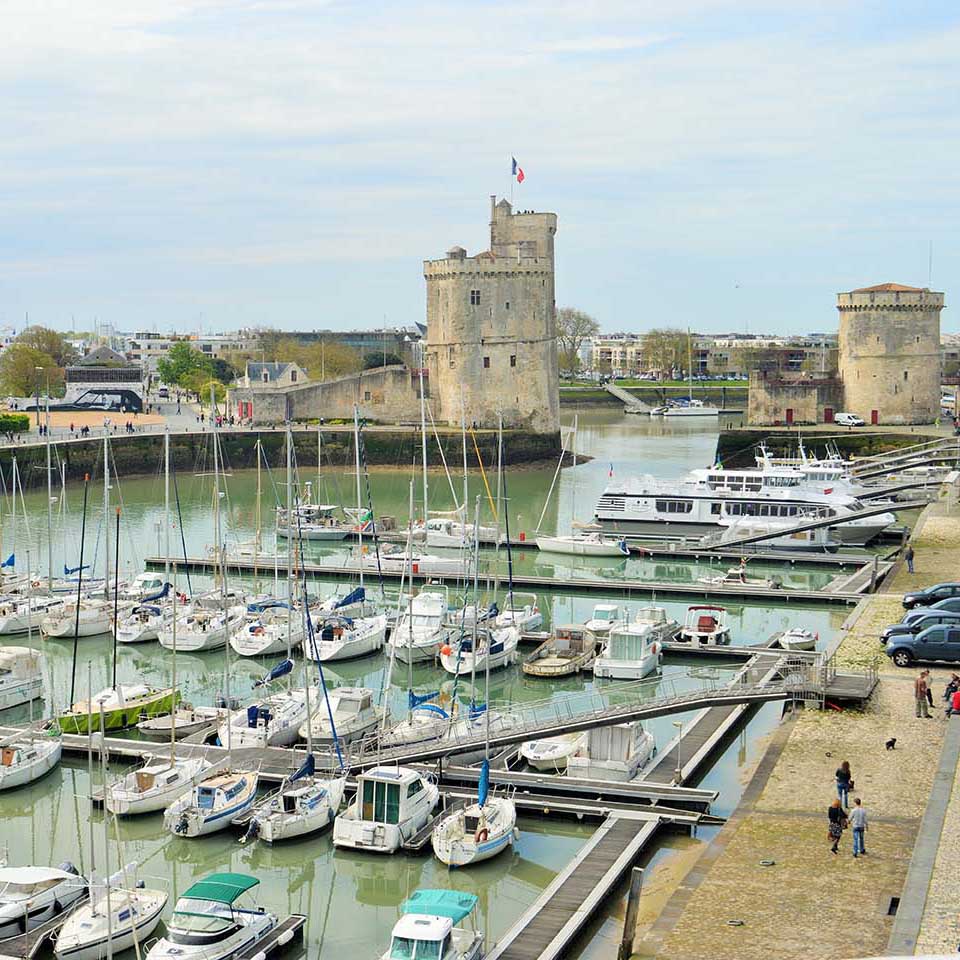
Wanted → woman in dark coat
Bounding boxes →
[828,798,846,854]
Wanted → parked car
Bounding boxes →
[834,412,865,427]
[886,624,960,667]
[903,583,960,610]
[881,610,960,643]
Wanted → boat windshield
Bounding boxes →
[169,899,236,939]
[0,879,62,899]
[390,937,447,960]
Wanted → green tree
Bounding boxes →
[17,326,78,367]
[556,308,600,376]
[363,352,404,370]
[0,344,65,397]
[641,329,688,379]
[157,342,214,386]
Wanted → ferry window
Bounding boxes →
[470,290,481,305]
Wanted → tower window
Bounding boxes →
[483,356,490,369]
[510,355,517,367]
[904,370,908,381]
[470,290,481,305]
[364,391,371,401]
[505,301,510,310]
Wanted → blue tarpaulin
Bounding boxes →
[289,753,315,782]
[254,658,294,688]
[478,759,490,807]
[409,689,440,710]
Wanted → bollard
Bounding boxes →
[618,867,644,960]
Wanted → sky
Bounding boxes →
[2,0,959,336]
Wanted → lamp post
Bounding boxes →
[672,720,684,785]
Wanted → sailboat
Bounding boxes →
[661,330,719,417]
[217,660,309,748]
[0,645,44,710]
[0,722,62,791]
[535,417,629,557]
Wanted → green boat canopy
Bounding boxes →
[183,873,259,904]
[402,890,478,924]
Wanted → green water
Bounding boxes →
[0,412,852,958]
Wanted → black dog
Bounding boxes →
[886,738,897,751]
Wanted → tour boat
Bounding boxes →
[298,686,385,744]
[567,722,656,782]
[432,793,518,867]
[159,603,246,653]
[0,865,86,940]
[0,595,65,635]
[332,766,439,854]
[217,689,309,748]
[41,598,119,639]
[0,646,44,711]
[677,605,730,645]
[116,604,166,644]
[302,614,387,662]
[59,684,181,734]
[697,564,782,589]
[55,883,167,960]
[494,592,542,633]
[535,530,630,557]
[593,622,663,680]
[386,590,451,664]
[522,624,599,678]
[229,601,302,658]
[145,873,277,960]
[520,732,587,771]
[439,626,520,676]
[777,627,818,651]
[105,757,209,816]
[0,725,62,792]
[379,889,483,960]
[356,544,467,578]
[164,770,259,837]
[277,503,350,540]
[243,755,346,843]
[582,603,624,638]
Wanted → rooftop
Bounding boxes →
[850,283,925,293]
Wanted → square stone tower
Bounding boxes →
[837,283,945,424]
[423,197,559,433]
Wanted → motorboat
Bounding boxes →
[243,755,346,843]
[439,626,520,676]
[593,622,663,680]
[55,881,167,960]
[41,598,119,639]
[567,722,656,782]
[145,873,276,960]
[229,601,302,658]
[217,689,309,748]
[522,625,599,678]
[355,544,467,578]
[0,864,86,940]
[677,605,730,645]
[0,725,62,792]
[536,530,629,557]
[379,889,483,960]
[432,794,517,867]
[59,684,181,734]
[302,614,387,662]
[0,595,65,636]
[277,503,350,541]
[120,574,171,603]
[422,516,496,549]
[159,603,246,653]
[333,766,439,854]
[494,593,542,633]
[136,706,223,742]
[705,514,842,553]
[105,757,209,816]
[116,604,166,644]
[582,603,624,638]
[386,590,450,664]
[164,770,259,837]
[632,605,681,641]
[0,646,44,711]
[697,564,782,589]
[298,686,385,744]
[777,627,818,651]
[520,732,586,772]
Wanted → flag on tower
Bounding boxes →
[511,157,525,183]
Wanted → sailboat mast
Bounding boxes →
[285,425,293,662]
[461,388,468,526]
[170,562,178,767]
[98,705,114,960]
[353,405,364,592]
[103,433,110,600]
[419,346,428,528]
[111,508,120,690]
[46,397,52,591]
[164,429,170,583]
[68,475,90,706]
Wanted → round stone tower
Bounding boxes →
[837,283,945,425]
[423,196,559,433]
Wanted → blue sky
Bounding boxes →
[1,0,958,336]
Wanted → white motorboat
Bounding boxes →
[121,574,170,603]
[277,503,350,540]
[333,766,438,854]
[217,689,309,748]
[116,603,166,644]
[386,590,450,664]
[379,889,483,960]
[303,614,387,662]
[0,726,62,791]
[55,883,167,960]
[422,516,497,549]
[440,626,520,676]
[0,864,86,940]
[777,627,819,651]
[567,722,656,782]
[243,755,346,843]
[41,598,119,639]
[494,592,542,633]
[632,605,681,641]
[697,564,782,589]
[432,794,517,867]
[159,603,246,653]
[0,595,65,636]
[593,621,663,680]
[520,732,587,771]
[662,399,719,417]
[229,601,304,658]
[536,530,629,557]
[0,646,44,711]
[355,544,467,578]
[164,770,259,837]
[105,756,209,816]
[706,514,841,553]
[145,873,276,960]
[298,686,385,744]
[677,605,730,645]
[582,603,624,638]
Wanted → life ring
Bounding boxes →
[651,642,660,656]
[252,626,265,635]
[474,827,489,844]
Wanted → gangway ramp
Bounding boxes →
[604,382,652,413]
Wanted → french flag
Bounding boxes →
[511,157,525,184]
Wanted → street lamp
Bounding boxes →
[672,720,684,784]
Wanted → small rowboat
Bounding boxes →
[522,625,599,678]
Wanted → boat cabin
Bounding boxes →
[388,889,480,960]
[606,623,658,661]
[332,687,374,717]
[358,768,427,827]
[584,604,622,632]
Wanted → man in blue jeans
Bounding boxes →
[849,797,868,857]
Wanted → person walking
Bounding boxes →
[916,671,931,718]
[849,798,867,857]
[905,543,915,573]
[828,799,845,854]
[835,761,853,808]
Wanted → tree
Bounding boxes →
[363,352,404,370]
[0,344,65,398]
[16,326,78,367]
[157,342,214,386]
[641,329,688,379]
[556,308,600,376]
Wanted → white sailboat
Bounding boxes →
[0,724,62,791]
[0,646,44,711]
[115,603,165,644]
[660,333,719,417]
[385,588,451,664]
[298,685,385,744]
[439,624,519,676]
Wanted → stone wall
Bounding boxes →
[747,372,842,425]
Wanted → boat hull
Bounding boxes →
[0,676,44,712]
[59,689,180,734]
[0,738,62,791]
[535,535,628,557]
[54,892,166,960]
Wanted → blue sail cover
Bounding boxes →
[0,554,14,569]
[254,658,294,688]
[478,759,490,808]
[63,561,87,574]
[142,582,171,602]
[334,587,365,610]
[409,690,440,710]
[289,753,315,782]
[415,703,449,718]
[469,702,486,719]
[247,599,290,613]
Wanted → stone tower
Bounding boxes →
[837,283,945,425]
[423,197,559,432]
